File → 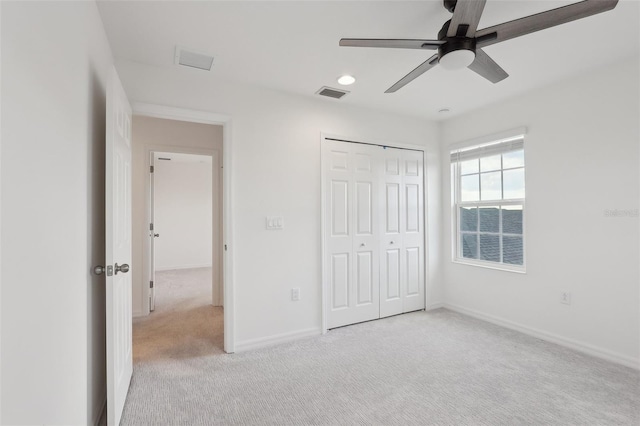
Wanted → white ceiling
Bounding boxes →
[97,0,640,121]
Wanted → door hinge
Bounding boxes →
[224,244,228,251]
[150,223,154,231]
[150,165,154,173]
[150,280,154,289]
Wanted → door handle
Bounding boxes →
[115,263,130,274]
[154,233,160,237]
[94,265,105,275]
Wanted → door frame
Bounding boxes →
[133,102,235,353]
[320,133,430,334]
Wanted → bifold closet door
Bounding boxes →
[380,148,425,317]
[324,140,380,329]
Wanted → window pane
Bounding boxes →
[502,206,523,234]
[460,159,479,175]
[480,171,501,201]
[503,168,525,199]
[480,154,501,172]
[461,233,478,259]
[480,234,500,262]
[503,236,523,265]
[460,207,478,232]
[461,174,479,201]
[503,150,524,169]
[479,207,499,233]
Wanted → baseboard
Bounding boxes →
[426,302,445,310]
[132,309,145,318]
[234,327,322,353]
[155,263,212,272]
[444,303,640,370]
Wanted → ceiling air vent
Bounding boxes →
[316,86,349,100]
[175,46,214,71]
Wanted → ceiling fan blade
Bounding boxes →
[340,38,444,50]
[385,54,439,93]
[447,0,487,37]
[476,0,618,48]
[468,49,508,83]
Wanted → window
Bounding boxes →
[451,135,525,270]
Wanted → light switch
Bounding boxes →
[266,216,284,230]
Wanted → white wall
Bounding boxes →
[1,1,113,424]
[117,60,442,347]
[154,157,213,270]
[131,116,223,315]
[440,58,640,368]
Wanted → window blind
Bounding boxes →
[450,136,524,163]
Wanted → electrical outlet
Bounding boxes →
[291,288,300,301]
[560,292,572,305]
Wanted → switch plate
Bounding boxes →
[560,292,572,305]
[291,288,300,301]
[266,216,284,230]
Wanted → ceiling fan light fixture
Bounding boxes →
[439,49,476,71]
[337,75,356,85]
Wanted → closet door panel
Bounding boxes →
[401,150,425,313]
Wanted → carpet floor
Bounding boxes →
[123,269,639,425]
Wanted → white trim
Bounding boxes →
[132,102,230,126]
[234,327,322,352]
[448,126,528,151]
[155,264,213,272]
[320,133,429,334]
[133,103,235,354]
[445,303,640,370]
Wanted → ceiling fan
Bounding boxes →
[340,0,618,93]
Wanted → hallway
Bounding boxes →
[132,267,223,362]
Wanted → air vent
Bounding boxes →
[175,46,214,71]
[316,86,349,99]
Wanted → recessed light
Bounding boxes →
[337,75,356,85]
[438,108,451,114]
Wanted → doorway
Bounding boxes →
[149,151,217,312]
[130,113,227,359]
[136,151,223,359]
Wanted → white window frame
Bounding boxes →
[451,128,527,273]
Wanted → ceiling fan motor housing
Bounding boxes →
[443,0,457,13]
[437,20,476,68]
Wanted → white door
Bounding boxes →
[399,149,425,313]
[106,67,133,426]
[324,139,425,329]
[324,140,380,328]
[149,154,156,312]
[380,148,425,316]
[379,148,404,317]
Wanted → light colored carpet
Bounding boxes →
[133,267,223,362]
[123,271,639,425]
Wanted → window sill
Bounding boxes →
[452,258,526,274]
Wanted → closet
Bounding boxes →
[322,138,425,329]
